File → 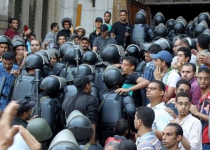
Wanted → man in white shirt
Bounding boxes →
[174,92,202,150]
[146,80,173,150]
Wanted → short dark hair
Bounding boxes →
[120,10,127,15]
[177,47,191,62]
[182,63,196,73]
[148,44,162,54]
[2,51,15,60]
[166,123,183,137]
[198,68,210,75]
[122,56,137,69]
[104,11,111,17]
[176,79,191,89]
[51,22,58,30]
[119,139,137,150]
[136,106,155,128]
[114,119,128,136]
[197,34,210,50]
[176,91,191,102]
[151,80,165,91]
[28,33,36,38]
[8,18,18,24]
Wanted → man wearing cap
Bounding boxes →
[63,75,99,144]
[56,17,72,42]
[80,37,91,52]
[151,50,181,102]
[12,99,36,128]
[92,24,117,56]
[89,17,103,49]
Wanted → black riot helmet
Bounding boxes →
[193,17,198,28]
[134,9,146,24]
[63,46,83,64]
[198,12,210,24]
[47,48,60,60]
[35,50,50,66]
[154,23,168,37]
[0,35,12,49]
[72,64,94,77]
[101,44,120,64]
[153,12,165,26]
[174,16,187,34]
[194,20,208,37]
[12,39,24,50]
[166,19,175,31]
[66,110,94,143]
[103,66,124,88]
[153,38,173,54]
[61,17,72,28]
[186,21,194,36]
[40,75,66,98]
[203,28,210,36]
[25,54,44,71]
[82,51,98,65]
[48,129,81,150]
[60,42,74,59]
[126,44,140,58]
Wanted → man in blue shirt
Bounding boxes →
[0,52,19,110]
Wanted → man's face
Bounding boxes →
[80,40,90,51]
[25,108,32,120]
[29,36,36,43]
[197,72,210,90]
[145,52,152,62]
[77,29,84,38]
[54,25,59,32]
[104,13,111,23]
[0,44,9,56]
[146,82,164,100]
[10,20,18,30]
[31,40,41,53]
[154,58,163,68]
[2,59,13,72]
[177,51,188,64]
[101,30,108,38]
[176,84,190,94]
[58,36,66,46]
[95,21,102,28]
[181,65,195,81]
[121,60,134,75]
[119,12,127,22]
[134,113,140,130]
[173,40,182,55]
[175,96,190,116]
[15,46,24,56]
[162,126,180,148]
[50,57,58,67]
[63,21,71,30]
[73,37,80,44]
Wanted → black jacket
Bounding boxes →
[64,90,99,124]
[56,29,71,41]
[12,117,28,128]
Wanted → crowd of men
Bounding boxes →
[0,8,210,150]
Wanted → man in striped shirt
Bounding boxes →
[135,106,161,150]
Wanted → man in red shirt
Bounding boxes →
[190,68,210,150]
[4,18,31,40]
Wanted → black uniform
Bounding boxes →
[56,29,71,41]
[12,117,28,128]
[89,30,101,49]
[64,90,99,124]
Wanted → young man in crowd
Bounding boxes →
[181,63,202,105]
[174,92,202,150]
[80,37,91,52]
[89,17,103,49]
[111,10,131,48]
[115,56,149,107]
[135,106,161,150]
[151,50,180,102]
[162,123,183,150]
[43,22,59,50]
[26,33,36,52]
[104,11,112,31]
[0,52,19,110]
[189,68,210,150]
[30,39,42,54]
